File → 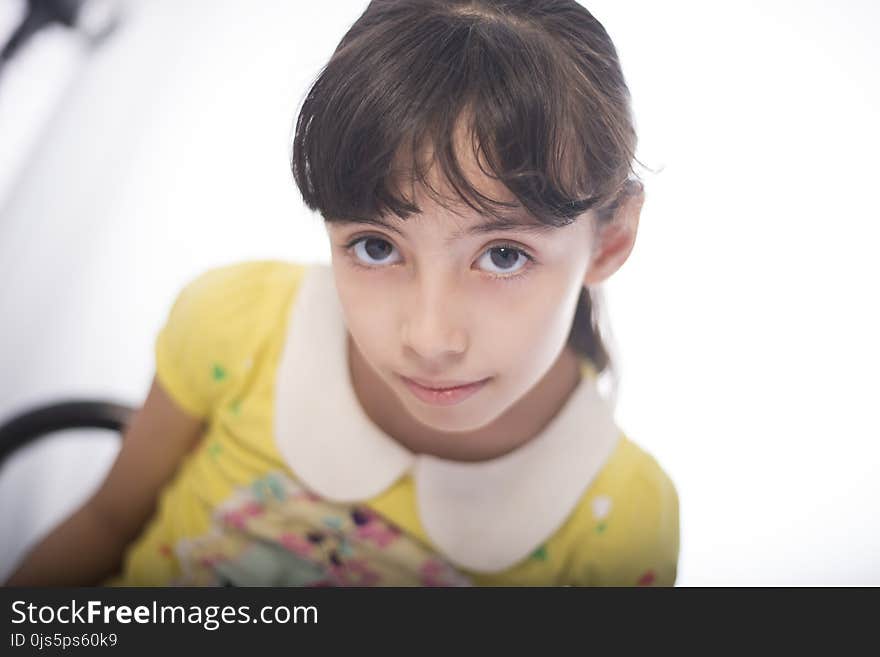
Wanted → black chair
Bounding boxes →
[0,400,134,469]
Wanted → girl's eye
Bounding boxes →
[350,236,401,266]
[476,245,532,277]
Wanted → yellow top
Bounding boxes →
[104,259,679,587]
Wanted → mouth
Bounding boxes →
[397,374,491,407]
[403,375,488,389]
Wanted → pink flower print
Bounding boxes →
[279,532,314,559]
[351,507,401,548]
[198,553,225,568]
[220,501,265,529]
[420,559,450,587]
[637,569,656,586]
[356,522,400,548]
[292,488,323,503]
[243,500,265,515]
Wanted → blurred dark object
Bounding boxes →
[0,0,121,75]
[0,399,133,468]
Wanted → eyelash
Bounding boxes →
[341,234,536,283]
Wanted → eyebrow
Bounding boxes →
[336,214,555,243]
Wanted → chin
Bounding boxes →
[398,394,503,434]
[411,412,495,435]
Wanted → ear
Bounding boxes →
[583,185,645,287]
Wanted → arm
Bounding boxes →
[3,376,206,586]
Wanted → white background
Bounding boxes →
[0,0,877,586]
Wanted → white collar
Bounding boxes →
[273,263,621,573]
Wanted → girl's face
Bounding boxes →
[325,149,605,437]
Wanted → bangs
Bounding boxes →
[291,2,640,230]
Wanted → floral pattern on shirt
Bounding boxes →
[171,471,472,587]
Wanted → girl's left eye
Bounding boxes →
[345,236,533,278]
[475,245,533,276]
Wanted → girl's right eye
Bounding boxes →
[347,236,401,267]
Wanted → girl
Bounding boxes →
[5,0,678,587]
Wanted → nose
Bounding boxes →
[401,274,468,364]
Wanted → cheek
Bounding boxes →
[476,283,575,364]
[335,276,391,349]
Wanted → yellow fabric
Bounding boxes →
[103,259,679,587]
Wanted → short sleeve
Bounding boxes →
[154,269,226,419]
[598,459,679,586]
[153,260,299,420]
[565,449,680,587]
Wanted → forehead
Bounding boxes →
[334,116,563,240]
[394,112,519,215]
[328,107,597,245]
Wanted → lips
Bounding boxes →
[398,374,491,407]
[403,376,488,390]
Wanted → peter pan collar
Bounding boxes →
[273,262,621,574]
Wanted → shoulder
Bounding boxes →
[154,259,310,419]
[164,259,309,339]
[560,434,680,586]
[613,436,679,510]
[169,259,308,315]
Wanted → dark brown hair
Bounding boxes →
[290,0,647,376]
